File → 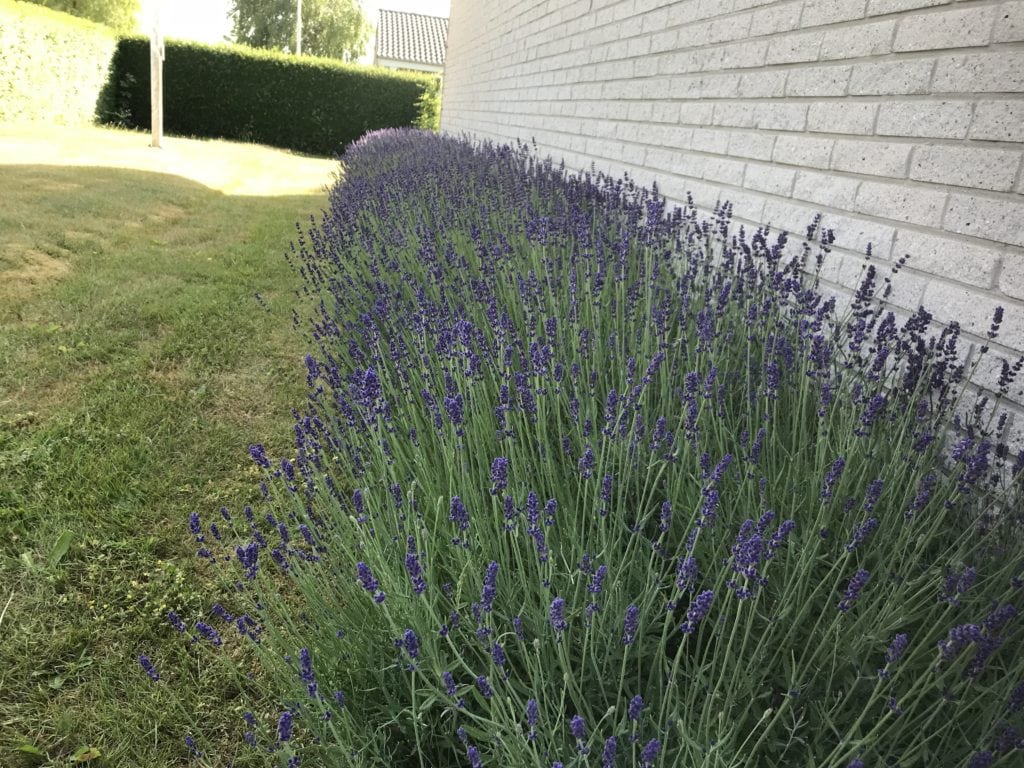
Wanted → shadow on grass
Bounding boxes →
[0,164,324,767]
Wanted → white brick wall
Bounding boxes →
[441,0,1024,418]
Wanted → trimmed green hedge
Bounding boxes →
[0,0,117,125]
[99,37,438,156]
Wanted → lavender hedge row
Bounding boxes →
[165,130,1023,767]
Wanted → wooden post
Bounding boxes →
[295,0,303,55]
[150,5,164,148]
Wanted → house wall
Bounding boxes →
[441,0,1024,429]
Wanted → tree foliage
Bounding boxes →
[229,0,370,61]
[27,0,138,33]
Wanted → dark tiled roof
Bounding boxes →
[376,9,448,67]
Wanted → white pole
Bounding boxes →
[150,3,164,148]
[295,0,303,55]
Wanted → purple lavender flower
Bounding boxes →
[299,647,317,697]
[550,597,568,634]
[1009,680,1024,713]
[838,569,870,613]
[442,671,457,697]
[356,561,386,603]
[681,590,714,634]
[628,694,645,721]
[938,623,984,661]
[544,498,557,526]
[622,603,640,645]
[821,457,845,501]
[277,711,293,742]
[513,615,525,641]
[449,496,469,532]
[940,566,976,606]
[570,714,588,754]
[526,697,539,736]
[139,655,159,682]
[601,474,613,502]
[467,745,483,768]
[640,738,661,767]
[845,518,878,553]
[579,445,596,479]
[602,736,618,768]
[967,752,994,768]
[676,556,697,592]
[248,443,271,468]
[491,642,506,667]
[878,633,909,680]
[862,478,884,513]
[475,675,493,699]
[236,541,259,580]
[402,629,420,661]
[195,621,222,647]
[481,561,499,612]
[767,520,795,559]
[659,501,672,532]
[405,537,427,594]
[846,759,864,768]
[184,735,200,757]
[489,457,509,494]
[167,610,186,633]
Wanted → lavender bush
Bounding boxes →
[173,130,1023,767]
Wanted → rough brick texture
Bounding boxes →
[442,0,1024,414]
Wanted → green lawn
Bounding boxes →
[0,127,336,766]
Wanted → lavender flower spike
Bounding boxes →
[838,569,870,613]
[356,561,386,603]
[550,596,568,634]
[622,603,640,645]
[139,654,160,681]
[680,590,714,634]
[640,738,661,768]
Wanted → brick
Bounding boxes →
[866,0,949,14]
[713,102,759,128]
[945,194,1024,248]
[773,135,835,169]
[703,157,747,186]
[737,70,788,97]
[727,131,777,161]
[755,103,808,131]
[849,59,934,95]
[785,66,852,97]
[832,139,911,178]
[922,282,1024,343]
[855,181,948,226]
[766,31,822,65]
[970,100,1024,143]
[819,19,896,60]
[910,145,1021,192]
[893,230,1001,288]
[876,100,973,139]
[650,102,682,124]
[717,39,770,70]
[743,163,797,195]
[750,1,803,35]
[807,100,878,134]
[690,127,731,154]
[933,52,1024,94]
[793,169,861,209]
[994,1,1024,43]
[800,0,868,28]
[1001,250,1024,301]
[894,6,996,52]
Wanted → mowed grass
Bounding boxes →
[0,126,337,766]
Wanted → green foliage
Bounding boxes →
[414,76,442,132]
[23,0,138,33]
[193,132,1024,766]
[0,0,117,125]
[98,36,436,156]
[229,0,370,60]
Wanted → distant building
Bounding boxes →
[373,9,447,74]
